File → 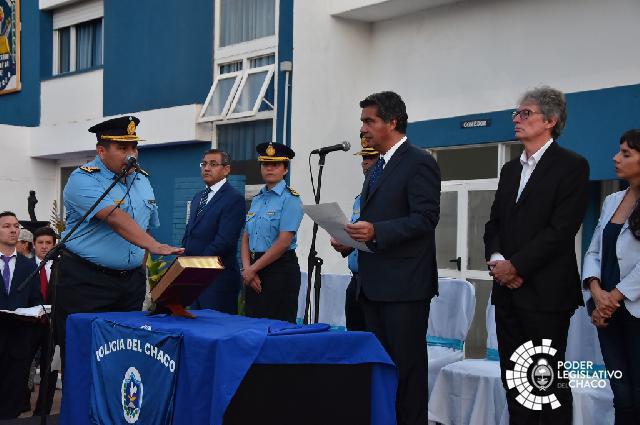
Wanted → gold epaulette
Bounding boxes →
[137,168,150,177]
[79,166,100,173]
[287,186,300,197]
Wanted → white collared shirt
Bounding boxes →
[0,249,18,292]
[517,138,554,201]
[206,178,227,204]
[35,256,52,280]
[381,136,407,169]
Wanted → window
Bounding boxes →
[199,54,275,122]
[54,17,103,75]
[431,142,522,181]
[219,0,275,47]
[217,120,273,185]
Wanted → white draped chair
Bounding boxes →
[297,272,351,329]
[428,297,507,425]
[427,278,476,397]
[566,299,614,425]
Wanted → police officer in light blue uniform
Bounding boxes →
[331,135,379,330]
[241,142,304,323]
[54,116,183,355]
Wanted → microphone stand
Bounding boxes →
[18,160,137,425]
[304,153,327,324]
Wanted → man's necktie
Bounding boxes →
[40,266,48,300]
[196,187,212,217]
[1,255,12,295]
[367,157,386,193]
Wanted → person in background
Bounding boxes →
[241,142,304,323]
[0,211,42,419]
[182,149,245,314]
[16,228,33,258]
[31,226,58,416]
[583,129,640,425]
[484,86,589,424]
[330,134,379,331]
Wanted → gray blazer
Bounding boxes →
[583,189,640,317]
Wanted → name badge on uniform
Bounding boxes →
[266,211,276,216]
[147,199,157,205]
[354,209,360,215]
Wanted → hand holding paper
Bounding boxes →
[303,203,371,252]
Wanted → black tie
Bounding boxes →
[367,157,386,193]
[196,187,212,217]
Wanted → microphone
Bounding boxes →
[125,155,138,167]
[310,141,351,155]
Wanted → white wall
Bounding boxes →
[32,104,209,158]
[0,126,58,221]
[291,0,640,274]
[41,69,103,126]
[291,1,373,275]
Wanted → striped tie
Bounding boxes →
[367,157,386,193]
[1,255,12,294]
[196,187,212,217]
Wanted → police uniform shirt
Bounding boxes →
[246,179,304,252]
[62,155,160,270]
[347,195,361,274]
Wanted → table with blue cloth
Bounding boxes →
[60,310,397,425]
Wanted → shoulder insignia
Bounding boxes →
[79,166,100,173]
[137,168,150,177]
[287,186,300,197]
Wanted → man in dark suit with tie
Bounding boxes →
[484,87,589,424]
[0,211,42,419]
[182,149,245,314]
[345,91,441,425]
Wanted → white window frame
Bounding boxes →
[51,0,104,75]
[226,64,275,119]
[198,70,243,122]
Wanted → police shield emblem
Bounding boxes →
[121,367,144,423]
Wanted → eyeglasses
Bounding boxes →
[199,161,228,168]
[512,109,544,120]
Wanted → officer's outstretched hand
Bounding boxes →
[149,243,185,256]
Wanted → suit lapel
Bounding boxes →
[192,182,229,227]
[361,141,409,210]
[515,142,558,208]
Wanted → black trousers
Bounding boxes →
[0,320,39,419]
[54,250,145,365]
[361,296,429,425]
[245,250,300,323]
[495,301,573,425]
[33,322,58,416]
[345,274,366,331]
[597,306,640,425]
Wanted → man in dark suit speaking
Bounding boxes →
[182,149,245,314]
[0,211,42,419]
[345,91,441,425]
[484,87,589,424]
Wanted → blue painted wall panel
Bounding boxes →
[407,83,640,181]
[0,0,41,126]
[39,11,52,80]
[138,142,208,246]
[103,0,213,116]
[276,0,293,146]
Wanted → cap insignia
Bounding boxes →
[127,120,136,135]
[266,144,276,157]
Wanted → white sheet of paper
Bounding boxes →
[303,202,372,252]
[0,305,50,318]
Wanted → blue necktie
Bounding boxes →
[1,255,12,294]
[367,157,385,193]
[196,187,212,217]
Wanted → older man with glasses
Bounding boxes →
[181,149,245,314]
[484,87,590,424]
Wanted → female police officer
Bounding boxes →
[241,142,304,323]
